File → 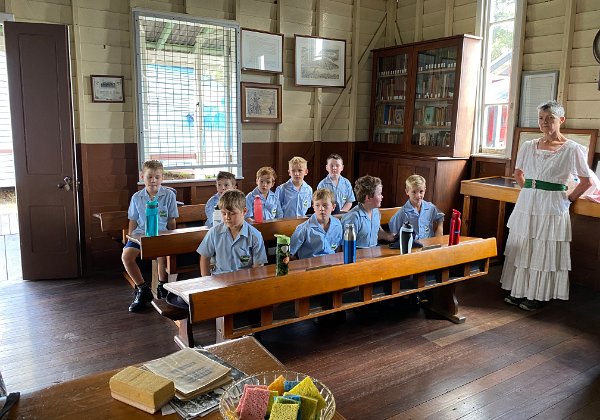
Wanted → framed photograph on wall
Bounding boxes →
[512,127,598,173]
[241,82,282,123]
[90,75,124,103]
[241,28,284,73]
[294,35,346,87]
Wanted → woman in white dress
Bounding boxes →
[500,101,592,311]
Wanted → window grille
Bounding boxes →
[0,23,15,188]
[133,10,241,179]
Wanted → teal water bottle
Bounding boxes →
[145,198,159,237]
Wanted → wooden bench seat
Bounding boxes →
[164,236,497,346]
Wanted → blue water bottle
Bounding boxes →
[343,223,356,264]
[145,198,159,237]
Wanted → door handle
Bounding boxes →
[58,176,73,191]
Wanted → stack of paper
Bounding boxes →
[144,348,231,400]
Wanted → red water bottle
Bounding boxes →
[448,209,461,246]
[253,195,263,223]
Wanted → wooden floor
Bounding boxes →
[1,265,599,419]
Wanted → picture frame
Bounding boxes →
[511,127,598,173]
[241,82,282,124]
[90,75,124,103]
[294,35,346,87]
[241,28,284,74]
[518,71,559,127]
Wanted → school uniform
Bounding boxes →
[275,179,313,217]
[341,204,380,248]
[204,193,220,228]
[245,188,283,220]
[197,221,267,275]
[127,186,179,236]
[317,175,355,210]
[389,200,444,239]
[290,214,343,259]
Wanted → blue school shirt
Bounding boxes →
[128,186,179,236]
[204,193,220,228]
[196,221,267,275]
[317,175,355,210]
[341,204,381,248]
[245,188,283,220]
[290,214,343,259]
[275,179,313,217]
[389,200,444,239]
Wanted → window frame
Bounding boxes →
[473,0,525,158]
[131,9,242,178]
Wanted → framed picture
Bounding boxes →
[294,35,346,87]
[241,28,284,73]
[518,71,559,127]
[511,127,598,173]
[241,82,282,124]
[90,75,124,103]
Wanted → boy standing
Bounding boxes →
[245,167,282,221]
[197,190,267,276]
[124,160,179,312]
[317,154,355,213]
[341,175,395,248]
[389,174,444,239]
[275,156,313,217]
[290,189,343,259]
[205,171,237,228]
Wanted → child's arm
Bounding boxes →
[166,217,176,230]
[200,255,212,276]
[341,201,353,212]
[378,227,395,242]
[128,220,138,235]
[434,221,443,237]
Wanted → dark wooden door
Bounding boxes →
[5,22,80,279]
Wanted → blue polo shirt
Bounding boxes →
[128,186,179,236]
[245,188,282,220]
[341,204,380,248]
[389,200,444,239]
[275,179,313,217]
[317,175,355,210]
[197,221,267,275]
[204,193,220,228]
[290,214,343,259]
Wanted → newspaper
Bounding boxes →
[168,347,247,419]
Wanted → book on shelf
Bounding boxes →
[424,106,435,126]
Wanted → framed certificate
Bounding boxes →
[294,35,346,87]
[241,29,284,74]
[90,75,125,103]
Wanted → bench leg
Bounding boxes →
[423,284,465,324]
[174,317,194,349]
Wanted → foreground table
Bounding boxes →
[7,336,345,419]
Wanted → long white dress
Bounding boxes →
[499,139,589,301]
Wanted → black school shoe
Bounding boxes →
[129,285,153,312]
[156,281,168,299]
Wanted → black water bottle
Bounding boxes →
[399,221,413,254]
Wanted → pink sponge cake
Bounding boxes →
[238,386,271,420]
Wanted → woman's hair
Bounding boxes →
[537,100,565,118]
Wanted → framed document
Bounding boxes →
[90,75,124,103]
[518,71,558,128]
[241,82,282,124]
[241,29,284,73]
[294,35,346,87]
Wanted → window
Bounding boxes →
[475,0,523,155]
[133,10,241,179]
[0,17,15,188]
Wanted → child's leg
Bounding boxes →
[122,246,144,286]
[156,256,167,283]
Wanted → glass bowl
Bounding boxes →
[219,370,336,420]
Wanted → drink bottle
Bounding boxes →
[399,221,413,254]
[343,223,356,264]
[253,195,263,223]
[274,234,290,275]
[145,198,159,237]
[448,209,461,245]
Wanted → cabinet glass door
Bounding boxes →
[373,53,409,146]
[411,46,457,149]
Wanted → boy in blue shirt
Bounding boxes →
[124,160,179,312]
[389,174,444,239]
[205,171,236,228]
[245,166,283,221]
[341,175,395,248]
[317,154,355,213]
[290,189,343,259]
[275,156,313,217]
[198,189,267,276]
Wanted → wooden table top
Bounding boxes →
[7,336,345,420]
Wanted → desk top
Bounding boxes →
[7,336,345,420]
